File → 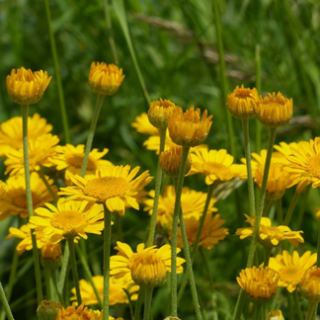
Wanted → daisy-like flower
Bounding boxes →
[148,98,176,129]
[29,199,104,242]
[59,165,153,216]
[237,267,279,302]
[144,185,218,230]
[131,113,159,136]
[50,144,112,185]
[0,113,52,158]
[269,250,316,292]
[88,62,125,96]
[110,242,185,288]
[235,214,304,248]
[71,275,139,306]
[174,214,228,249]
[0,172,57,221]
[268,310,284,320]
[6,67,52,105]
[5,134,59,176]
[301,266,320,302]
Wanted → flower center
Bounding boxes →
[84,177,129,201]
[280,266,305,284]
[308,155,320,179]
[51,210,87,236]
[65,153,96,170]
[13,192,39,209]
[264,226,282,237]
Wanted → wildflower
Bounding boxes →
[6,67,52,105]
[255,92,293,128]
[88,62,125,96]
[148,98,176,129]
[235,214,304,248]
[0,181,7,197]
[237,267,279,302]
[41,243,62,269]
[110,242,185,287]
[60,165,152,216]
[268,310,284,320]
[227,85,258,119]
[37,300,62,320]
[269,250,316,292]
[132,113,159,136]
[0,172,57,221]
[301,266,320,302]
[168,106,212,147]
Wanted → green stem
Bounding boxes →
[0,283,14,320]
[170,146,190,317]
[21,105,43,305]
[253,304,262,320]
[283,190,300,226]
[38,168,58,202]
[263,246,272,267]
[255,44,262,153]
[276,198,283,224]
[295,184,311,230]
[263,199,273,217]
[305,302,317,320]
[147,128,167,247]
[143,287,153,320]
[103,205,112,320]
[292,291,304,320]
[134,288,144,320]
[44,268,52,301]
[67,237,81,305]
[51,270,64,304]
[44,0,70,143]
[116,214,123,242]
[58,242,70,297]
[81,94,105,177]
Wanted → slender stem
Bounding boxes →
[305,302,317,320]
[283,190,300,226]
[67,237,81,305]
[143,287,153,320]
[292,291,304,320]
[38,168,58,202]
[44,0,70,143]
[58,242,70,297]
[0,283,14,320]
[116,214,123,242]
[295,184,311,230]
[81,94,105,177]
[21,105,43,305]
[276,198,283,224]
[263,246,272,267]
[147,128,167,247]
[134,288,144,320]
[51,270,64,304]
[170,146,190,317]
[255,44,262,153]
[44,268,52,301]
[263,199,272,217]
[253,304,262,320]
[103,205,112,320]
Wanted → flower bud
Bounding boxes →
[41,243,62,269]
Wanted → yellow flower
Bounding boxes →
[0,113,53,158]
[6,67,52,105]
[0,172,57,221]
[41,243,62,269]
[110,242,185,287]
[168,106,212,147]
[301,266,320,302]
[160,146,192,178]
[0,181,7,197]
[59,165,153,216]
[174,214,228,249]
[5,134,59,176]
[144,185,218,230]
[255,92,293,128]
[235,214,304,247]
[71,275,139,306]
[227,85,258,119]
[237,267,279,302]
[29,199,105,242]
[51,144,112,185]
[88,62,125,96]
[189,148,239,185]
[132,112,159,136]
[269,250,316,292]
[268,310,284,320]
[148,98,176,129]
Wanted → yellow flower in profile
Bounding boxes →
[235,214,304,247]
[255,92,293,128]
[0,113,53,158]
[301,266,320,302]
[227,85,258,119]
[6,67,52,105]
[268,310,284,320]
[269,250,316,292]
[29,199,104,242]
[5,134,59,176]
[110,242,185,287]
[148,98,176,129]
[59,165,153,216]
[132,113,159,136]
[0,172,57,221]
[71,275,139,306]
[144,185,218,230]
[89,62,125,96]
[168,106,212,147]
[237,267,279,302]
[174,214,228,249]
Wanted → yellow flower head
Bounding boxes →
[6,67,52,105]
[148,98,176,129]
[41,243,62,269]
[0,113,53,158]
[174,214,228,249]
[269,250,316,292]
[144,185,218,230]
[227,85,258,119]
[132,113,159,136]
[168,106,212,147]
[255,92,293,128]
[29,199,105,242]
[110,242,185,287]
[71,275,139,306]
[59,165,153,216]
[160,146,192,178]
[0,172,57,221]
[235,214,304,248]
[89,62,125,96]
[301,266,320,302]
[268,310,284,320]
[237,267,279,302]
